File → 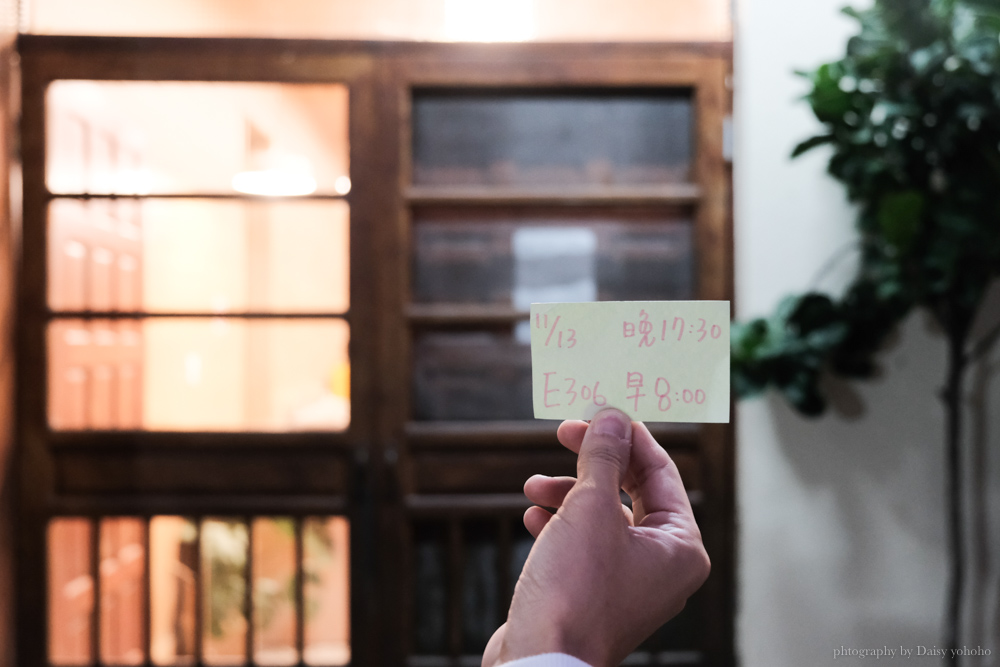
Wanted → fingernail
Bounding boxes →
[591,409,630,440]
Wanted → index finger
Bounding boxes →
[628,421,697,529]
[555,420,588,453]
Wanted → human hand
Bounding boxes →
[482,408,710,667]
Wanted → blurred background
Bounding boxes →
[0,2,997,667]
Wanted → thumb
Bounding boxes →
[576,408,632,496]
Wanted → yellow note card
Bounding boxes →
[530,301,731,423]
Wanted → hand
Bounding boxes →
[482,408,710,667]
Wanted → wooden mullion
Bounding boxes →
[403,492,702,516]
[244,517,254,667]
[142,517,152,667]
[193,517,204,666]
[45,192,349,202]
[405,183,701,206]
[406,304,527,326]
[294,517,305,663]
[45,311,350,320]
[48,430,353,450]
[90,516,101,667]
[405,420,700,449]
[51,495,348,517]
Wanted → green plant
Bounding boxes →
[732,0,1000,662]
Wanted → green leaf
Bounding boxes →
[807,63,855,123]
[877,191,925,250]
[961,0,1000,16]
[792,134,836,158]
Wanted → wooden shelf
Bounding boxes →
[48,430,354,451]
[404,491,703,514]
[405,183,701,206]
[404,493,532,514]
[405,420,700,449]
[407,303,528,326]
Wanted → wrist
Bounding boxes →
[496,621,608,667]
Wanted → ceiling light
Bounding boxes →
[232,153,317,196]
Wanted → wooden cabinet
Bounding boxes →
[16,37,732,667]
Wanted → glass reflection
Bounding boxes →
[100,518,146,665]
[47,81,349,196]
[48,199,350,315]
[303,517,350,666]
[413,91,692,187]
[150,517,197,666]
[253,518,297,666]
[413,209,694,306]
[48,518,94,666]
[201,519,248,666]
[48,318,350,432]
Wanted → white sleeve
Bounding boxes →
[498,653,592,667]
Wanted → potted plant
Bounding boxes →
[732,0,1000,662]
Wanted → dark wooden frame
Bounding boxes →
[375,42,734,667]
[15,36,734,667]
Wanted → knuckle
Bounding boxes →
[583,443,627,471]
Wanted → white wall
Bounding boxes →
[735,1,1000,665]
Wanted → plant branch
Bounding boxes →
[965,320,1000,363]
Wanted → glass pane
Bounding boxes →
[462,521,498,653]
[100,518,146,665]
[47,81,349,196]
[507,521,534,603]
[413,208,694,306]
[303,517,350,666]
[48,199,350,314]
[48,518,94,666]
[413,90,692,186]
[202,519,248,666]
[150,516,197,666]
[412,521,447,655]
[413,330,531,421]
[252,518,297,666]
[48,318,350,432]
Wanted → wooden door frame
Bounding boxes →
[14,35,385,667]
[14,36,734,667]
[373,42,734,667]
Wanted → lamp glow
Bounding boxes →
[334,175,352,195]
[232,152,317,196]
[444,0,535,42]
[232,169,317,196]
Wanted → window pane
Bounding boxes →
[150,516,197,666]
[48,518,94,666]
[202,519,248,666]
[413,330,531,421]
[47,81,349,196]
[100,518,146,665]
[462,521,499,654]
[411,521,447,655]
[48,199,350,314]
[413,208,694,306]
[48,318,350,432]
[413,90,692,187]
[303,517,350,666]
[253,518,297,666]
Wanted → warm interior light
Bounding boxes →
[232,169,317,196]
[232,152,317,196]
[334,175,351,195]
[444,0,535,42]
